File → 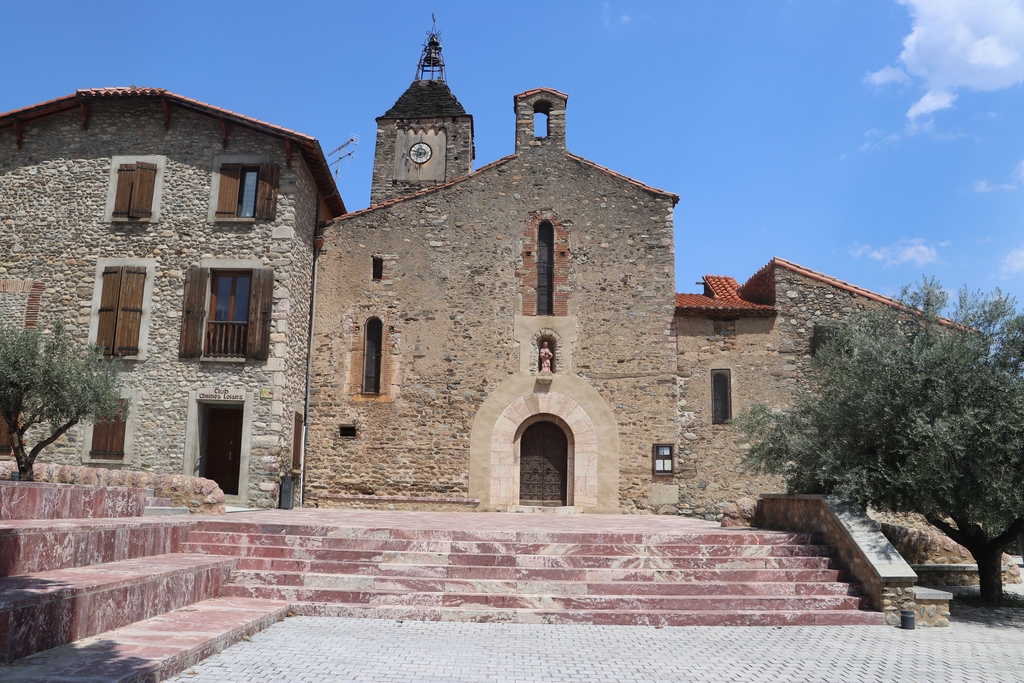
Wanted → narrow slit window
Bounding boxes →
[372,257,383,281]
[363,318,383,394]
[712,370,731,424]
[533,112,548,138]
[537,221,554,316]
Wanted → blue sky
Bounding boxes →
[4,1,1024,303]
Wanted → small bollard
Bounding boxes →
[900,609,915,630]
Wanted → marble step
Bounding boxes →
[0,597,288,682]
[145,496,172,507]
[228,571,863,596]
[184,531,831,557]
[190,520,820,546]
[0,553,235,663]
[0,518,197,577]
[179,542,834,569]
[220,583,868,611]
[143,507,189,517]
[229,557,848,583]
[289,602,886,626]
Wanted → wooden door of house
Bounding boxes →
[519,421,568,506]
[204,407,243,496]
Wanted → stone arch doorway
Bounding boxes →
[519,420,569,506]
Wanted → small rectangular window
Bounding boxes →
[292,412,304,472]
[112,162,158,220]
[372,257,383,281]
[90,400,127,460]
[340,425,357,438]
[712,370,731,424]
[810,324,837,356]
[652,444,674,476]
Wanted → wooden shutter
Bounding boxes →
[112,164,136,218]
[114,267,146,355]
[90,401,126,460]
[96,267,122,356]
[216,165,241,218]
[254,163,280,220]
[179,266,209,358]
[246,268,274,360]
[129,162,157,219]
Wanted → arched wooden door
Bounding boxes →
[519,421,568,506]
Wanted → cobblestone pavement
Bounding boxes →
[167,602,1024,683]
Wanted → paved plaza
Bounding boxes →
[167,601,1024,683]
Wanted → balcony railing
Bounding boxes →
[205,321,248,358]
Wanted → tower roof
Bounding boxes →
[381,79,467,119]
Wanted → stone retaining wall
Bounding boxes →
[757,494,921,626]
[879,522,1022,586]
[0,463,225,514]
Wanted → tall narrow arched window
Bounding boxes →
[712,370,731,424]
[537,221,554,316]
[363,318,383,394]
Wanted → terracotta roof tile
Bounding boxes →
[675,274,776,316]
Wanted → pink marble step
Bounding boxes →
[180,542,834,570]
[228,571,863,596]
[0,482,147,521]
[228,557,848,583]
[0,554,235,663]
[191,520,820,546]
[184,531,831,557]
[0,518,196,577]
[0,597,288,682]
[289,602,886,626]
[221,583,868,611]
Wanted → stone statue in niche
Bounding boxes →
[539,341,554,374]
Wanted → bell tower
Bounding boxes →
[370,23,475,205]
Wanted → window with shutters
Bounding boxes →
[89,259,155,360]
[104,156,165,223]
[89,400,127,460]
[178,263,274,361]
[213,162,280,221]
[82,389,137,464]
[711,370,731,424]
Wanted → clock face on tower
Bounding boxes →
[409,142,432,164]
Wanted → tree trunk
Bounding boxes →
[976,545,1005,606]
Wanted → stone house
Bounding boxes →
[0,87,345,508]
[305,37,682,513]
[673,257,898,518]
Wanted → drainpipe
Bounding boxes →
[300,194,322,508]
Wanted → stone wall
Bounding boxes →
[879,522,1022,586]
[0,98,319,507]
[0,462,225,514]
[758,495,920,626]
[307,116,679,511]
[674,262,890,519]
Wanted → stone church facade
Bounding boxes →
[305,80,681,513]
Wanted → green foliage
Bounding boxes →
[0,320,126,480]
[736,278,1024,604]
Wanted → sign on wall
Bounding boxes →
[197,387,246,402]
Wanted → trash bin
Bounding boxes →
[279,475,295,510]
[900,609,915,630]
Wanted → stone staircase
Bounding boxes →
[182,512,884,627]
[0,516,285,681]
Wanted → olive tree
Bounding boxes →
[737,279,1024,605]
[0,320,125,481]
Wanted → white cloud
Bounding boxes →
[1002,246,1024,272]
[873,0,1024,120]
[973,179,1016,191]
[601,3,632,28]
[865,65,912,86]
[852,238,939,266]
[906,88,958,120]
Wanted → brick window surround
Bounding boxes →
[520,215,571,316]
